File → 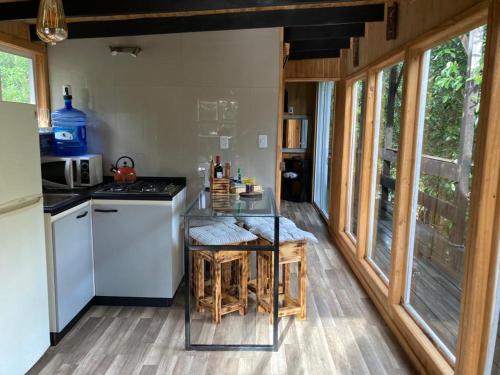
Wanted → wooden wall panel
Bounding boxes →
[345,0,486,75]
[0,21,29,40]
[285,119,301,148]
[329,50,349,234]
[285,57,340,81]
[34,52,50,126]
[0,21,44,55]
[285,82,316,115]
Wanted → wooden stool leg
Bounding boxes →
[256,253,265,313]
[299,253,307,320]
[239,253,248,315]
[194,255,205,312]
[283,263,290,303]
[213,261,222,323]
[222,262,231,294]
[247,252,251,285]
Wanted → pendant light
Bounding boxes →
[36,0,68,45]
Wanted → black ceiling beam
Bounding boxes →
[291,38,350,52]
[284,23,364,41]
[29,4,384,40]
[0,1,383,21]
[289,49,341,60]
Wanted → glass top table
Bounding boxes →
[184,187,278,218]
[183,188,280,352]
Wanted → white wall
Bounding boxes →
[48,28,280,199]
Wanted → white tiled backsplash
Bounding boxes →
[48,28,280,199]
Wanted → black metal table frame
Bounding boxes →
[184,215,280,352]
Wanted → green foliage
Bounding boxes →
[375,27,486,240]
[376,62,404,208]
[0,51,33,104]
[418,27,485,237]
[423,37,469,160]
[380,62,404,151]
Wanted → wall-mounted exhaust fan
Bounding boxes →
[109,46,142,58]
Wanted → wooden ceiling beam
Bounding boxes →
[284,23,365,41]
[0,1,384,22]
[289,49,341,60]
[29,4,384,40]
[291,38,350,52]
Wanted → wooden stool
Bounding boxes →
[193,249,249,323]
[254,239,307,323]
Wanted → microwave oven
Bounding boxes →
[41,154,103,189]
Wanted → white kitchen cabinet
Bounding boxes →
[46,201,94,333]
[92,189,185,300]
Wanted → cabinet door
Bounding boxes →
[92,204,172,298]
[53,205,93,331]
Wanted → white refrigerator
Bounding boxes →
[0,102,50,375]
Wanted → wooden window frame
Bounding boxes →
[395,10,489,368]
[330,1,500,373]
[364,53,406,287]
[342,73,368,250]
[455,0,500,373]
[0,29,50,127]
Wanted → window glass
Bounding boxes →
[346,79,366,240]
[314,81,335,218]
[404,25,486,358]
[486,274,500,375]
[0,50,35,104]
[367,61,404,280]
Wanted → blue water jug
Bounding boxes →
[51,86,88,156]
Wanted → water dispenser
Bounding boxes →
[51,85,88,156]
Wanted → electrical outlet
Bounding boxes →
[258,134,268,149]
[220,136,229,149]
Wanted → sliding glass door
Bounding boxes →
[313,81,334,219]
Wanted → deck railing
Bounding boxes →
[379,148,469,285]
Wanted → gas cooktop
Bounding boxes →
[92,179,185,200]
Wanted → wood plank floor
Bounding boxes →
[28,201,413,375]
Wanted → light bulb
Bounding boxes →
[36,0,68,45]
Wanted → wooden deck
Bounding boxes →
[370,206,462,353]
[28,201,413,375]
[371,205,500,369]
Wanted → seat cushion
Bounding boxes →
[189,222,257,245]
[238,216,318,244]
[188,216,237,228]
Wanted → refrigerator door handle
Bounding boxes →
[0,195,42,216]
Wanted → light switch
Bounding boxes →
[220,136,229,149]
[258,134,268,149]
